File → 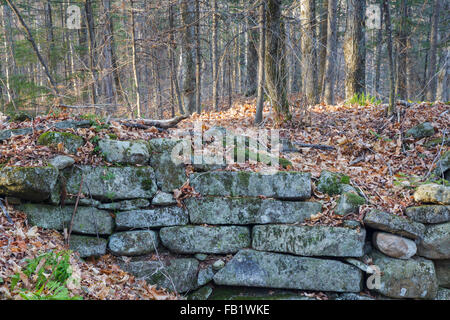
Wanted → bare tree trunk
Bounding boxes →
[265,0,290,122]
[246,3,258,96]
[130,0,142,118]
[168,3,184,115]
[323,0,337,105]
[437,49,449,102]
[44,0,55,74]
[426,0,441,101]
[396,0,408,100]
[1,5,15,104]
[344,0,366,100]
[85,0,98,104]
[255,0,266,124]
[181,0,196,114]
[212,0,219,111]
[301,0,318,105]
[102,0,116,111]
[195,0,201,114]
[318,0,328,97]
[374,2,384,99]
[383,0,396,117]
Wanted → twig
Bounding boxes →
[293,141,336,151]
[0,199,13,224]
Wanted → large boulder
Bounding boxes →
[213,249,362,292]
[0,166,58,201]
[19,204,114,235]
[372,232,417,260]
[62,166,157,201]
[148,138,186,192]
[37,131,84,153]
[69,235,107,258]
[316,170,352,196]
[363,210,425,239]
[252,224,366,257]
[414,184,450,205]
[119,258,198,293]
[115,206,188,230]
[186,197,322,225]
[160,226,251,254]
[434,260,450,288]
[405,122,435,139]
[405,205,450,224]
[190,171,311,200]
[369,251,438,299]
[108,230,158,256]
[417,222,450,259]
[98,139,150,165]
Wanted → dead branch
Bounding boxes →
[293,141,336,151]
[117,115,188,129]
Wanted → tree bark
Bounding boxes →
[181,0,196,114]
[318,0,328,97]
[396,0,408,100]
[301,0,318,105]
[383,0,396,117]
[255,0,266,124]
[426,0,441,101]
[323,0,337,105]
[246,3,259,96]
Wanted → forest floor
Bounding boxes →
[0,99,448,299]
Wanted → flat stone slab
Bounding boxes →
[119,258,198,293]
[19,204,114,235]
[190,171,311,200]
[252,224,365,257]
[160,226,251,254]
[115,206,188,230]
[213,249,363,292]
[152,191,177,206]
[414,184,450,205]
[97,199,150,211]
[108,230,158,256]
[62,166,157,201]
[372,232,417,260]
[0,166,58,201]
[405,205,450,224]
[69,235,107,258]
[186,197,322,225]
[363,210,425,239]
[434,260,450,288]
[417,222,450,259]
[369,250,438,299]
[98,139,150,165]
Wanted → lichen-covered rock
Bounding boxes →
[369,250,438,299]
[160,226,251,254]
[148,138,186,192]
[213,249,362,292]
[63,166,157,201]
[119,259,199,293]
[19,204,114,235]
[417,222,450,259]
[151,191,176,206]
[208,287,317,300]
[414,184,450,205]
[49,155,75,169]
[0,127,33,141]
[0,166,58,201]
[435,260,450,288]
[69,235,107,258]
[372,232,417,259]
[37,131,84,153]
[252,224,365,257]
[98,139,150,164]
[433,150,450,179]
[115,206,188,230]
[316,170,351,196]
[335,192,365,215]
[108,230,158,256]
[190,171,311,200]
[406,122,435,139]
[188,286,214,300]
[197,266,215,287]
[335,293,375,300]
[186,197,321,225]
[434,287,450,300]
[97,198,149,211]
[405,205,450,224]
[363,210,425,239]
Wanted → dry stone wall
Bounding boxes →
[1,137,449,300]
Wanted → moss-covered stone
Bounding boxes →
[405,205,450,224]
[115,206,188,230]
[317,170,353,196]
[69,235,107,258]
[37,131,84,153]
[405,122,435,139]
[417,222,450,259]
[335,192,365,215]
[108,230,158,256]
[0,166,58,201]
[98,139,150,164]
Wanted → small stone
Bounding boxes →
[335,192,365,215]
[49,155,75,169]
[372,232,417,259]
[363,210,425,239]
[108,230,159,256]
[344,258,376,274]
[414,184,450,205]
[197,266,215,286]
[69,235,107,258]
[98,199,150,211]
[434,287,450,300]
[335,293,375,300]
[405,122,435,139]
[417,222,450,259]
[212,260,225,271]
[316,170,351,196]
[188,286,213,300]
[152,191,176,206]
[405,205,450,224]
[195,253,208,261]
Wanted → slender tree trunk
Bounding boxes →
[301,0,318,105]
[246,3,258,96]
[265,0,290,122]
[323,0,337,105]
[168,3,184,114]
[195,0,201,114]
[1,5,15,104]
[255,0,266,124]
[396,0,408,100]
[212,0,219,111]
[318,0,328,97]
[426,0,441,101]
[102,0,116,111]
[374,2,384,99]
[181,0,196,114]
[85,0,98,104]
[344,0,366,100]
[130,0,142,117]
[44,1,55,74]
[383,0,396,117]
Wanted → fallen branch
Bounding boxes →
[0,199,13,224]
[118,115,188,129]
[293,141,336,151]
[56,104,108,110]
